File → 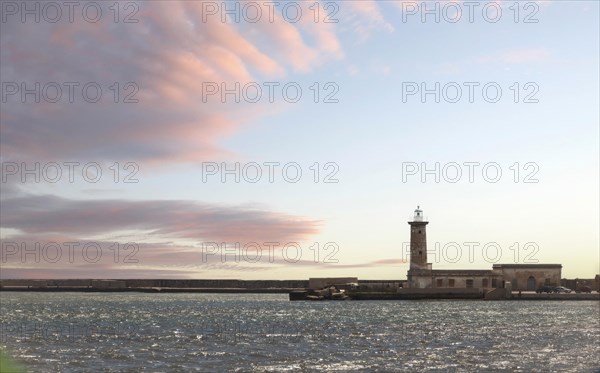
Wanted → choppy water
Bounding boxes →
[1,292,599,372]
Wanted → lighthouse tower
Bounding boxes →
[408,206,429,270]
[407,206,431,288]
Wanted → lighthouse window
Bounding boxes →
[418,230,421,234]
[419,251,422,255]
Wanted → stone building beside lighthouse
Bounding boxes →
[406,206,562,291]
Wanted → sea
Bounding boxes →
[1,292,599,372]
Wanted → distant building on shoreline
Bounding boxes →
[406,206,562,291]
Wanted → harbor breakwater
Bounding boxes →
[2,279,598,300]
[290,288,600,301]
[0,279,308,293]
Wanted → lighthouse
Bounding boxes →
[408,206,429,271]
[401,205,562,291]
[407,206,431,288]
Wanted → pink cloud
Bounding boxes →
[0,1,344,165]
[1,193,320,244]
[0,186,323,278]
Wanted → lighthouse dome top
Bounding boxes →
[413,206,424,222]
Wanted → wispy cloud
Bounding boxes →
[345,0,394,42]
[1,186,323,278]
[0,1,343,165]
[1,192,320,244]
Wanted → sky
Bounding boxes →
[0,0,598,280]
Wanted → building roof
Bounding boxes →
[430,269,496,276]
[492,264,562,269]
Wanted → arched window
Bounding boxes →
[527,276,536,291]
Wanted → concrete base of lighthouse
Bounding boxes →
[407,265,433,288]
